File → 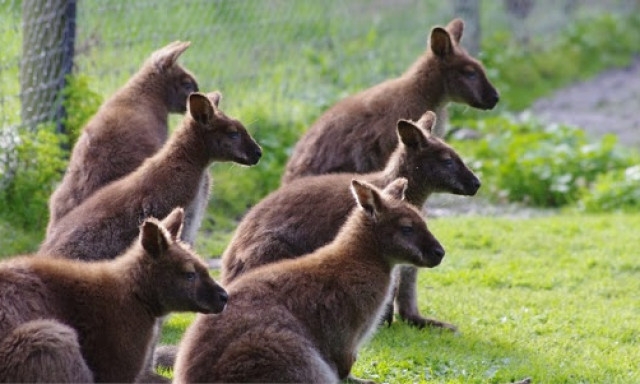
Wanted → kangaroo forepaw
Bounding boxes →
[382,302,394,327]
[400,313,457,332]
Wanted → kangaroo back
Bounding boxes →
[47,41,198,234]
[282,18,498,183]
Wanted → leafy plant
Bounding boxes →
[579,165,640,212]
[0,123,68,230]
[451,115,638,208]
[61,74,103,148]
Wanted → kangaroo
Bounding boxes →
[282,18,498,183]
[47,41,199,236]
[0,208,228,383]
[174,179,445,383]
[40,91,262,262]
[222,111,475,330]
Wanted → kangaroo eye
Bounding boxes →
[228,131,240,139]
[442,158,454,166]
[185,271,197,281]
[400,226,414,235]
[463,69,477,79]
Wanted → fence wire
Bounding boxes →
[0,0,638,179]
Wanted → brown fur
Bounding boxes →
[174,179,445,383]
[0,209,228,383]
[40,92,261,261]
[282,18,498,183]
[221,111,476,329]
[47,41,198,236]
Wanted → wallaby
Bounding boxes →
[47,41,199,236]
[282,18,498,183]
[0,208,228,383]
[40,91,262,262]
[174,179,445,383]
[222,111,475,330]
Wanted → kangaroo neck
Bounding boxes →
[403,53,448,111]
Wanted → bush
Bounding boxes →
[451,115,639,208]
[579,165,640,212]
[0,123,68,230]
[0,74,101,231]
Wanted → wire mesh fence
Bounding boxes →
[0,0,638,180]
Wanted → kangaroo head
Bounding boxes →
[148,41,199,113]
[351,178,445,268]
[140,208,228,315]
[187,92,262,166]
[429,19,499,110]
[394,111,480,198]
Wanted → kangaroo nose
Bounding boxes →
[434,246,445,259]
[218,291,229,305]
[473,178,481,191]
[254,147,263,159]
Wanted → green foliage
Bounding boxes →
[479,12,640,111]
[451,115,639,207]
[579,165,640,212]
[0,123,68,230]
[61,74,103,147]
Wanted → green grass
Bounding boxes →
[159,213,640,383]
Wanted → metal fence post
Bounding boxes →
[20,0,77,132]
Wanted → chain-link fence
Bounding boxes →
[0,0,638,178]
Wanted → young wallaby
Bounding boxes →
[282,18,498,183]
[40,92,262,262]
[174,179,445,383]
[222,111,475,329]
[0,208,228,383]
[47,41,198,235]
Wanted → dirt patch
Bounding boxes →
[531,57,640,149]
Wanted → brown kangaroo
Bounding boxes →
[40,92,261,262]
[174,179,445,383]
[222,111,475,330]
[0,208,228,383]
[47,41,198,236]
[282,18,498,183]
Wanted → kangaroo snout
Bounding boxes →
[424,244,445,268]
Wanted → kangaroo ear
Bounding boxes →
[351,179,384,220]
[206,91,222,109]
[415,111,436,134]
[188,92,214,125]
[152,41,191,72]
[446,18,464,44]
[397,120,429,149]
[140,218,170,259]
[383,178,408,201]
[430,27,453,58]
[161,207,184,241]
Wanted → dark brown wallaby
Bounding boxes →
[222,111,475,329]
[40,92,262,262]
[0,208,228,383]
[174,179,445,383]
[47,41,198,236]
[282,18,498,183]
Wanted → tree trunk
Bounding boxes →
[20,0,76,132]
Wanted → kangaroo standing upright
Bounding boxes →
[40,92,261,262]
[174,179,446,383]
[0,208,228,383]
[221,111,475,329]
[47,41,198,235]
[282,18,498,183]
